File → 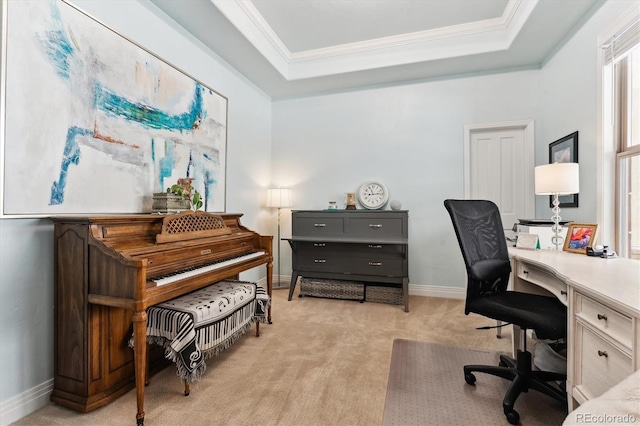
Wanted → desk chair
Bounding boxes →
[444,199,567,425]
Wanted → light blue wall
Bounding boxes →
[0,0,272,423]
[272,71,543,290]
[271,0,638,291]
[537,0,639,235]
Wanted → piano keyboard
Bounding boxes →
[152,251,266,286]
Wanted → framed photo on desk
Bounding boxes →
[563,223,597,254]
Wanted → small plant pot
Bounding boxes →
[152,193,190,213]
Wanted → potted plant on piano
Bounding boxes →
[152,178,204,213]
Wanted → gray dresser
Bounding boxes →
[286,210,409,311]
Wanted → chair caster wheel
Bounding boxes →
[464,372,476,385]
[505,409,520,425]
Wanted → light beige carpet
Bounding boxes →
[383,339,568,426]
[12,290,515,426]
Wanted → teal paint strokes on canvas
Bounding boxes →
[94,82,206,131]
[39,1,75,79]
[50,126,93,205]
[158,140,176,190]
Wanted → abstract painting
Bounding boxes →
[1,0,227,215]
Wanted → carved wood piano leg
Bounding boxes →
[267,261,273,324]
[133,310,147,425]
[256,321,260,337]
[145,343,150,386]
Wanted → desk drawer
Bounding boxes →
[575,293,632,350]
[574,323,632,400]
[516,261,567,304]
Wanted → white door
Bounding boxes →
[464,120,535,234]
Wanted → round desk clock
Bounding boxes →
[357,181,389,209]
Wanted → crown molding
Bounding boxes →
[212,0,538,81]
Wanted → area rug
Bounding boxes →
[383,339,568,425]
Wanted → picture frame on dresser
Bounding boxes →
[563,223,598,254]
[548,132,579,208]
[0,0,228,216]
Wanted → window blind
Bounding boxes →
[602,18,639,63]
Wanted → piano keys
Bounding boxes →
[50,212,273,424]
[152,251,266,286]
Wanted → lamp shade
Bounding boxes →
[534,163,580,195]
[266,188,292,208]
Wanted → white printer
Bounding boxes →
[515,219,570,250]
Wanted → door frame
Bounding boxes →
[463,119,535,219]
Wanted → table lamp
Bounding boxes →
[534,163,579,250]
[266,188,292,288]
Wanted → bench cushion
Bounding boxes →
[137,280,269,383]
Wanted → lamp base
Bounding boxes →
[551,193,564,251]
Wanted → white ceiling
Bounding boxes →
[147,0,601,99]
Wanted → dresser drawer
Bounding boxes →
[516,261,567,304]
[295,251,405,276]
[575,293,632,350]
[294,216,345,238]
[347,216,406,239]
[295,241,404,256]
[574,323,633,400]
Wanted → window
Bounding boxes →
[600,11,639,259]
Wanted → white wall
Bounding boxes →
[0,0,272,423]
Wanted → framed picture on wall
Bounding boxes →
[549,131,579,208]
[1,0,228,216]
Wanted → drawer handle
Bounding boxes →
[313,243,326,247]
[523,270,529,275]
[561,290,567,296]
[369,224,383,228]
[597,350,608,358]
[368,244,383,249]
[314,259,326,263]
[369,262,383,266]
[597,313,608,321]
[314,223,326,227]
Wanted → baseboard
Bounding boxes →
[0,379,53,426]
[409,283,465,299]
[269,275,465,300]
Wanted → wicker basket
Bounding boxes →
[299,278,365,301]
[365,285,404,305]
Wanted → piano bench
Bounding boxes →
[136,280,270,393]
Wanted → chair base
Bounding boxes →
[464,350,567,425]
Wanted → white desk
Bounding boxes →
[509,248,640,411]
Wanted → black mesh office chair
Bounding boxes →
[444,199,567,425]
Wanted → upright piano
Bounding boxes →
[50,211,273,425]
